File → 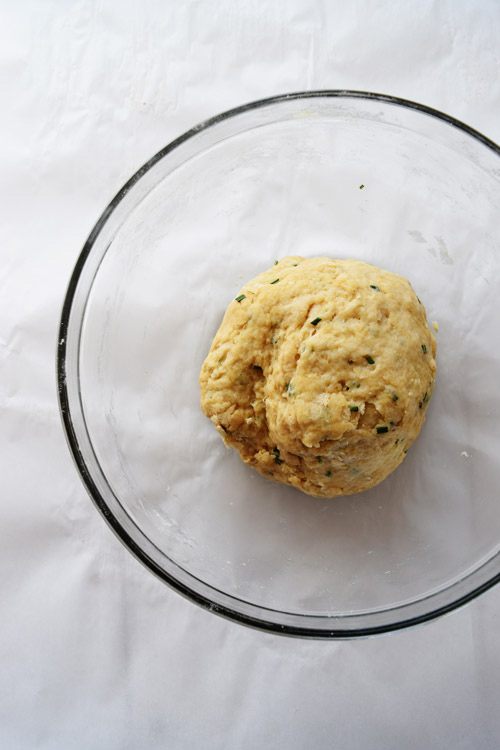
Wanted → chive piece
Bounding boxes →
[326,470,332,477]
[349,405,359,412]
[252,364,262,371]
[365,355,375,364]
[272,447,283,465]
[421,343,427,354]
[417,297,422,304]
[235,294,246,303]
[423,391,429,403]
[403,449,408,454]
[293,263,298,266]
[270,278,279,284]
[359,184,365,189]
[370,285,380,291]
[376,426,388,434]
[284,382,289,390]
[311,317,322,326]
[392,393,399,402]
[274,260,278,265]
[316,456,323,463]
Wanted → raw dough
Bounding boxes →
[200,257,437,498]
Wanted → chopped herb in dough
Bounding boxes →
[272,447,283,465]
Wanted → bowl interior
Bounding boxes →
[65,93,500,635]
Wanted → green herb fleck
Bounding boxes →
[376,426,389,434]
[392,393,399,402]
[419,401,423,409]
[370,284,380,291]
[284,382,289,390]
[365,355,375,364]
[311,317,322,326]
[359,184,365,189]
[235,294,246,303]
[326,470,332,477]
[417,297,422,304]
[316,456,323,463]
[293,263,298,267]
[274,260,278,265]
[423,391,429,403]
[272,447,283,465]
[252,364,262,371]
[421,343,428,354]
[403,449,408,454]
[349,405,359,412]
[395,439,399,445]
[270,278,279,285]
[265,470,274,476]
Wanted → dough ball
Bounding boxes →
[200,257,437,498]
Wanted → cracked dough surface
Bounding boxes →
[200,257,437,498]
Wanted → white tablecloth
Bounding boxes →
[2,1,500,747]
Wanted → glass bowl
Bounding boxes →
[58,91,500,638]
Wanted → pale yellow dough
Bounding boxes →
[200,257,437,498]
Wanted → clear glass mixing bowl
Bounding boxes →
[58,91,500,638]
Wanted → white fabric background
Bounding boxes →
[2,1,500,747]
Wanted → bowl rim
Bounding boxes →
[57,89,500,639]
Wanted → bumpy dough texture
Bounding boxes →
[200,257,437,498]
